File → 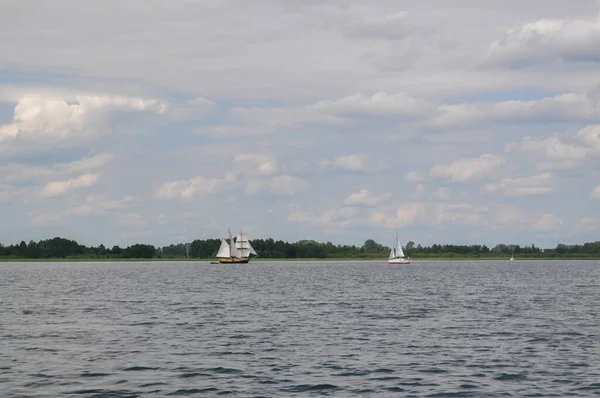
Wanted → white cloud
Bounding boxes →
[574,217,600,232]
[485,16,600,67]
[590,185,600,199]
[341,11,414,40]
[288,205,360,228]
[28,194,137,227]
[233,153,278,175]
[433,187,451,200]
[343,189,391,207]
[432,92,600,127]
[485,173,555,197]
[405,171,422,182]
[321,154,368,172]
[0,153,112,188]
[71,195,137,216]
[431,154,505,182]
[576,124,600,155]
[509,135,588,171]
[434,203,484,225]
[29,212,63,227]
[169,96,214,120]
[155,176,232,201]
[535,214,563,231]
[245,175,308,197]
[368,203,427,228]
[40,173,100,197]
[312,92,430,119]
[0,93,167,142]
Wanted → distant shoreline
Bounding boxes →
[1,256,598,262]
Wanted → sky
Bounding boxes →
[1,0,600,249]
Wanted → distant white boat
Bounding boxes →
[388,233,411,265]
[215,228,257,264]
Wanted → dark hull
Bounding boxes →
[218,258,251,264]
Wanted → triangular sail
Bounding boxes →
[390,233,405,259]
[247,241,257,256]
[216,238,230,258]
[396,243,405,258]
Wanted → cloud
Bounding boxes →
[245,175,308,197]
[368,203,427,228]
[155,153,306,200]
[485,16,600,67]
[432,92,600,127]
[40,173,100,197]
[433,187,451,200]
[313,92,430,119]
[591,185,600,199]
[508,135,588,171]
[169,96,214,120]
[0,153,112,185]
[341,11,414,41]
[29,212,64,227]
[485,173,555,197]
[343,189,391,207]
[0,93,167,141]
[434,203,485,225]
[155,176,233,201]
[71,195,137,216]
[28,194,137,226]
[431,154,505,182]
[288,205,361,228]
[574,217,600,232]
[320,154,368,172]
[535,214,563,231]
[405,171,422,182]
[576,124,600,155]
[233,153,278,175]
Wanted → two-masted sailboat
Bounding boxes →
[388,233,411,264]
[215,228,257,263]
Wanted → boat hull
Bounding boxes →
[388,258,411,264]
[218,258,251,264]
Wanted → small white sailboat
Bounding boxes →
[215,228,257,263]
[388,233,411,264]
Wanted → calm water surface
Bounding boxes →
[1,260,599,397]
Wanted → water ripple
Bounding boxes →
[1,260,599,397]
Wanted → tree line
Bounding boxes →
[0,237,599,259]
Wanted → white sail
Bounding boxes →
[389,232,411,264]
[248,242,257,256]
[216,238,230,258]
[228,228,240,258]
[235,231,258,257]
[395,243,405,258]
[390,234,405,259]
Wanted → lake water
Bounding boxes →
[1,260,599,397]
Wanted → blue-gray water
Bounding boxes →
[1,260,599,397]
